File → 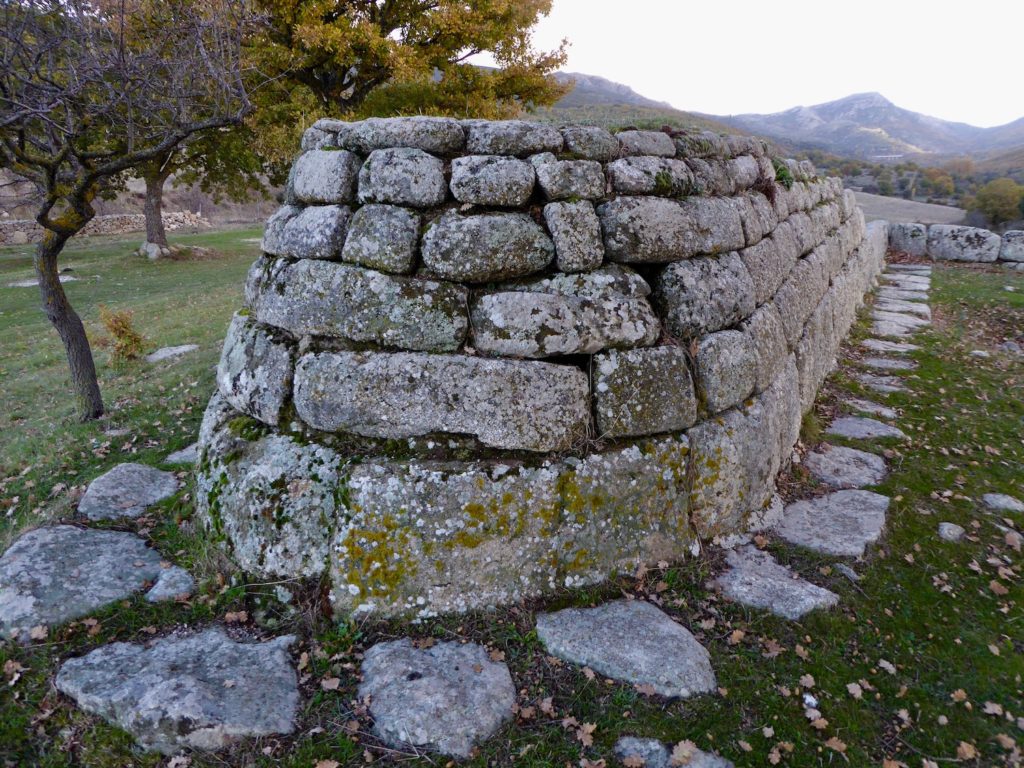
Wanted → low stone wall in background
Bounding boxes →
[889,222,1024,270]
[0,210,205,246]
[196,116,888,619]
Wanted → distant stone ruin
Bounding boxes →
[197,116,887,618]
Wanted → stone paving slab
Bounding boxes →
[871,321,915,339]
[78,463,180,520]
[712,545,838,619]
[862,357,917,371]
[614,736,733,768]
[982,493,1024,513]
[536,600,716,698]
[56,628,298,754]
[0,526,164,641]
[861,338,920,354]
[827,416,907,440]
[870,310,930,329]
[885,265,932,274]
[145,344,198,363]
[165,443,199,465]
[358,639,515,758]
[852,372,909,393]
[877,287,929,302]
[776,490,890,557]
[804,444,887,488]
[875,299,932,318]
[846,398,898,419]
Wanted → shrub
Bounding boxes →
[97,306,146,365]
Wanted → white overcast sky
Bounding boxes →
[520,0,1022,127]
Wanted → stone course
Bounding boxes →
[197,116,886,617]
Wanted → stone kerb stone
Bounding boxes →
[199,115,883,618]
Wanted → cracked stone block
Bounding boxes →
[654,252,756,338]
[261,204,349,260]
[216,313,293,426]
[543,201,604,273]
[290,149,361,204]
[421,211,554,282]
[78,463,180,521]
[593,346,698,438]
[340,204,420,274]
[712,545,838,619]
[449,155,535,206]
[694,330,757,414]
[358,147,447,208]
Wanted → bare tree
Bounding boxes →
[0,0,252,419]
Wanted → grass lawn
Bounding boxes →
[0,241,1022,768]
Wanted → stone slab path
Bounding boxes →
[875,299,931,318]
[145,344,198,363]
[846,398,898,419]
[862,357,917,371]
[853,371,909,393]
[537,600,716,698]
[78,463,180,520]
[827,416,907,440]
[358,639,515,758]
[56,628,298,754]
[713,546,838,619]
[615,736,734,767]
[0,526,167,641]
[877,287,929,302]
[861,338,920,355]
[804,444,887,488]
[776,490,890,557]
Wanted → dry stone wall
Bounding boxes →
[197,116,886,619]
[0,211,204,246]
[889,222,1024,270]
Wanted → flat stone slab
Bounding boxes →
[871,310,930,329]
[871,321,915,339]
[853,371,909,394]
[862,357,917,371]
[0,526,164,640]
[165,442,199,465]
[938,522,965,542]
[885,264,931,274]
[776,490,890,557]
[56,628,297,754]
[614,737,733,768]
[804,444,887,488]
[846,398,897,419]
[875,299,932,318]
[536,600,716,698]
[982,493,1024,514]
[145,566,195,603]
[877,287,929,302]
[145,344,198,363]
[78,463,180,520]
[713,545,838,619]
[827,416,907,441]
[358,639,515,758]
[861,338,920,354]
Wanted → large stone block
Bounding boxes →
[1000,231,1024,261]
[685,158,734,196]
[534,156,606,200]
[293,351,590,452]
[727,155,760,190]
[688,355,799,537]
[216,314,293,426]
[449,155,535,206]
[560,125,620,161]
[694,330,757,414]
[421,212,554,282]
[654,252,756,338]
[357,147,447,208]
[593,346,698,438]
[675,131,730,159]
[196,395,342,577]
[261,205,349,260]
[342,116,465,154]
[615,130,675,157]
[328,435,692,617]
[463,120,563,156]
[605,157,694,196]
[598,196,745,263]
[739,225,799,305]
[471,284,659,357]
[543,201,604,273]
[249,258,467,352]
[927,224,1000,262]
[290,149,361,204]
[742,303,788,393]
[774,257,829,346]
[340,204,420,274]
[738,192,778,246]
[888,222,927,257]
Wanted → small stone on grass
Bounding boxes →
[776,490,890,557]
[982,493,1024,514]
[536,599,716,698]
[614,736,734,768]
[862,357,917,371]
[713,545,839,620]
[861,338,920,354]
[827,417,907,441]
[804,444,887,488]
[846,398,898,419]
[938,522,965,542]
[165,443,199,465]
[78,463,180,520]
[358,638,515,758]
[145,566,195,603]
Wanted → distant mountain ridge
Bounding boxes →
[704,93,1024,159]
[552,72,673,110]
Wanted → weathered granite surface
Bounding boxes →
[78,463,180,520]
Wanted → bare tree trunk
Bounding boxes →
[35,232,104,420]
[141,159,173,258]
